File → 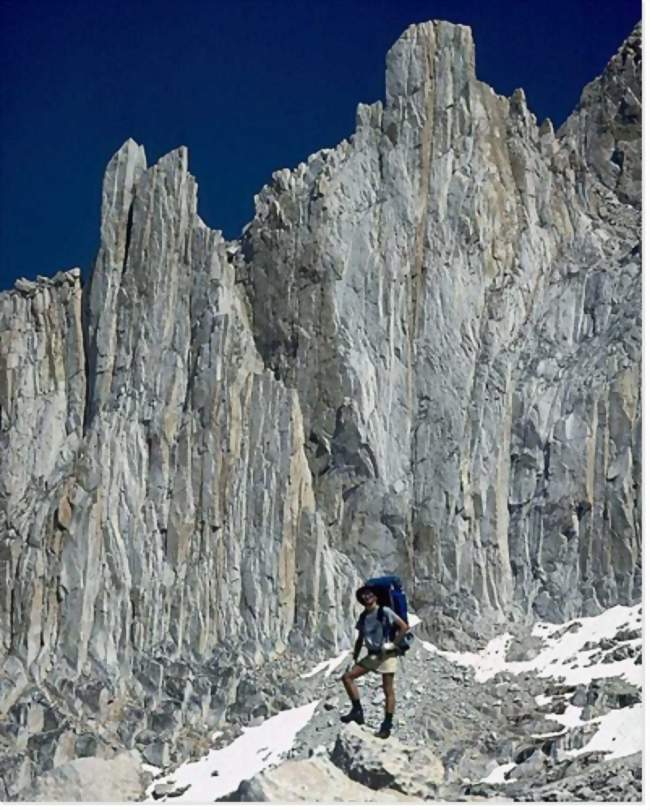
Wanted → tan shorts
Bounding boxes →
[357,651,398,674]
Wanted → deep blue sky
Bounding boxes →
[0,0,641,289]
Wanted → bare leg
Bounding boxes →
[342,663,368,702]
[382,673,395,715]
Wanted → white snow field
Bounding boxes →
[424,604,643,783]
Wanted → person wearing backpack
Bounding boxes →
[340,584,410,739]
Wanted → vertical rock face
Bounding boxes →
[241,20,641,630]
[2,141,355,692]
[1,269,85,676]
[0,18,641,785]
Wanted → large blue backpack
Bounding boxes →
[364,575,414,655]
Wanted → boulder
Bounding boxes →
[506,748,551,780]
[223,756,417,802]
[142,740,170,768]
[20,751,148,801]
[505,634,545,662]
[0,752,33,800]
[331,724,444,798]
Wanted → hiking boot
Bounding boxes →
[340,706,365,725]
[375,720,392,739]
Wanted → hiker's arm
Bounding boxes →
[352,632,364,662]
[392,615,410,646]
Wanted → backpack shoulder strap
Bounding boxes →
[378,606,390,641]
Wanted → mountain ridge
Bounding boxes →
[0,19,641,799]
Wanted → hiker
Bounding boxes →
[340,585,410,739]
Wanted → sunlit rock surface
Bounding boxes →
[0,19,640,800]
[240,20,641,630]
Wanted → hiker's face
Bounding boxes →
[361,590,377,607]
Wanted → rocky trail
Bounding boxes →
[143,604,642,803]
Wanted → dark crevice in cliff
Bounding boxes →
[80,280,95,436]
[121,202,136,279]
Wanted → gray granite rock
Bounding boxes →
[330,724,444,798]
[223,756,416,802]
[0,18,641,800]
[506,747,551,780]
[20,751,148,801]
[0,751,33,800]
[240,20,641,634]
[277,632,641,802]
[509,751,642,802]
[579,676,641,720]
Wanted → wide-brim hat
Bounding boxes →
[355,585,377,604]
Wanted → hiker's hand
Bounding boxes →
[381,642,396,652]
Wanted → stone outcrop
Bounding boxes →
[0,18,641,798]
[466,751,643,802]
[223,756,416,803]
[19,751,148,801]
[331,724,444,798]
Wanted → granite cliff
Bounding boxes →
[0,19,641,798]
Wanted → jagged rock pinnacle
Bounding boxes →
[0,20,641,799]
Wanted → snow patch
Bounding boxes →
[483,762,515,784]
[299,603,642,788]
[408,612,422,628]
[301,650,350,679]
[538,701,644,762]
[566,704,644,761]
[422,604,641,687]
[461,604,643,784]
[145,700,319,802]
[541,703,586,731]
